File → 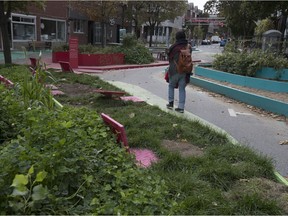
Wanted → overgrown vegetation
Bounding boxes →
[52,34,154,65]
[213,45,288,76]
[1,65,288,214]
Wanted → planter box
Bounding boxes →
[52,51,69,63]
[52,52,125,66]
[78,53,125,66]
[190,76,288,117]
[195,66,288,93]
[255,67,288,81]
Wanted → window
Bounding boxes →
[40,18,66,41]
[73,20,84,33]
[11,13,36,41]
[95,23,101,43]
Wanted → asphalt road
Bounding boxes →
[96,44,288,177]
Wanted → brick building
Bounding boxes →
[0,1,122,50]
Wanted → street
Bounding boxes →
[96,44,288,177]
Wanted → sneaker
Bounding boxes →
[175,108,184,113]
[166,102,173,110]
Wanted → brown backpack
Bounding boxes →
[175,44,193,74]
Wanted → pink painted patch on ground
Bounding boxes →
[130,148,159,168]
[120,96,144,102]
[51,90,65,95]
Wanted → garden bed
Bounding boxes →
[192,66,288,117]
[52,52,125,66]
[195,66,288,93]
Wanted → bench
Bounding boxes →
[59,61,74,73]
[29,57,37,69]
[28,41,52,51]
[149,48,168,61]
[93,89,126,98]
[100,113,159,167]
[0,75,14,88]
[157,51,167,60]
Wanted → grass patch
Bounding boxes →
[1,65,287,214]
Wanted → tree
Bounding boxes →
[255,18,274,36]
[71,1,119,48]
[125,1,146,39]
[0,1,44,64]
[204,0,288,40]
[192,25,203,45]
[138,1,187,47]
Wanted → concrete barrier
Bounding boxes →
[190,76,288,117]
[195,66,288,93]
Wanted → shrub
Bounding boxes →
[117,45,154,64]
[213,49,288,76]
[0,74,174,214]
[52,44,69,52]
[122,33,138,48]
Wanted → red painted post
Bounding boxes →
[69,37,78,69]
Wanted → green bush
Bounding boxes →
[117,45,154,64]
[122,33,138,48]
[0,86,25,144]
[52,44,69,52]
[0,67,173,214]
[0,94,174,215]
[213,49,288,76]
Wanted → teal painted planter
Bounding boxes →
[255,67,288,81]
[195,66,288,93]
[190,76,288,117]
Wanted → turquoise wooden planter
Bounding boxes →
[190,76,288,117]
[195,66,288,93]
[255,67,288,81]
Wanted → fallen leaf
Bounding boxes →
[129,113,135,118]
[279,140,288,145]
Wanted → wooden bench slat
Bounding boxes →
[94,89,125,97]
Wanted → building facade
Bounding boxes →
[0,1,122,51]
[1,1,203,50]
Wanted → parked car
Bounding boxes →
[201,39,211,45]
[211,35,221,43]
[220,39,227,47]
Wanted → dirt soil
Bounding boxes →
[57,83,97,97]
[161,139,204,157]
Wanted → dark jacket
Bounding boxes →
[167,39,191,77]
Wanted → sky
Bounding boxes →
[188,0,206,10]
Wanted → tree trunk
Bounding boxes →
[149,25,154,47]
[0,21,12,64]
[279,11,287,54]
[0,1,12,64]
